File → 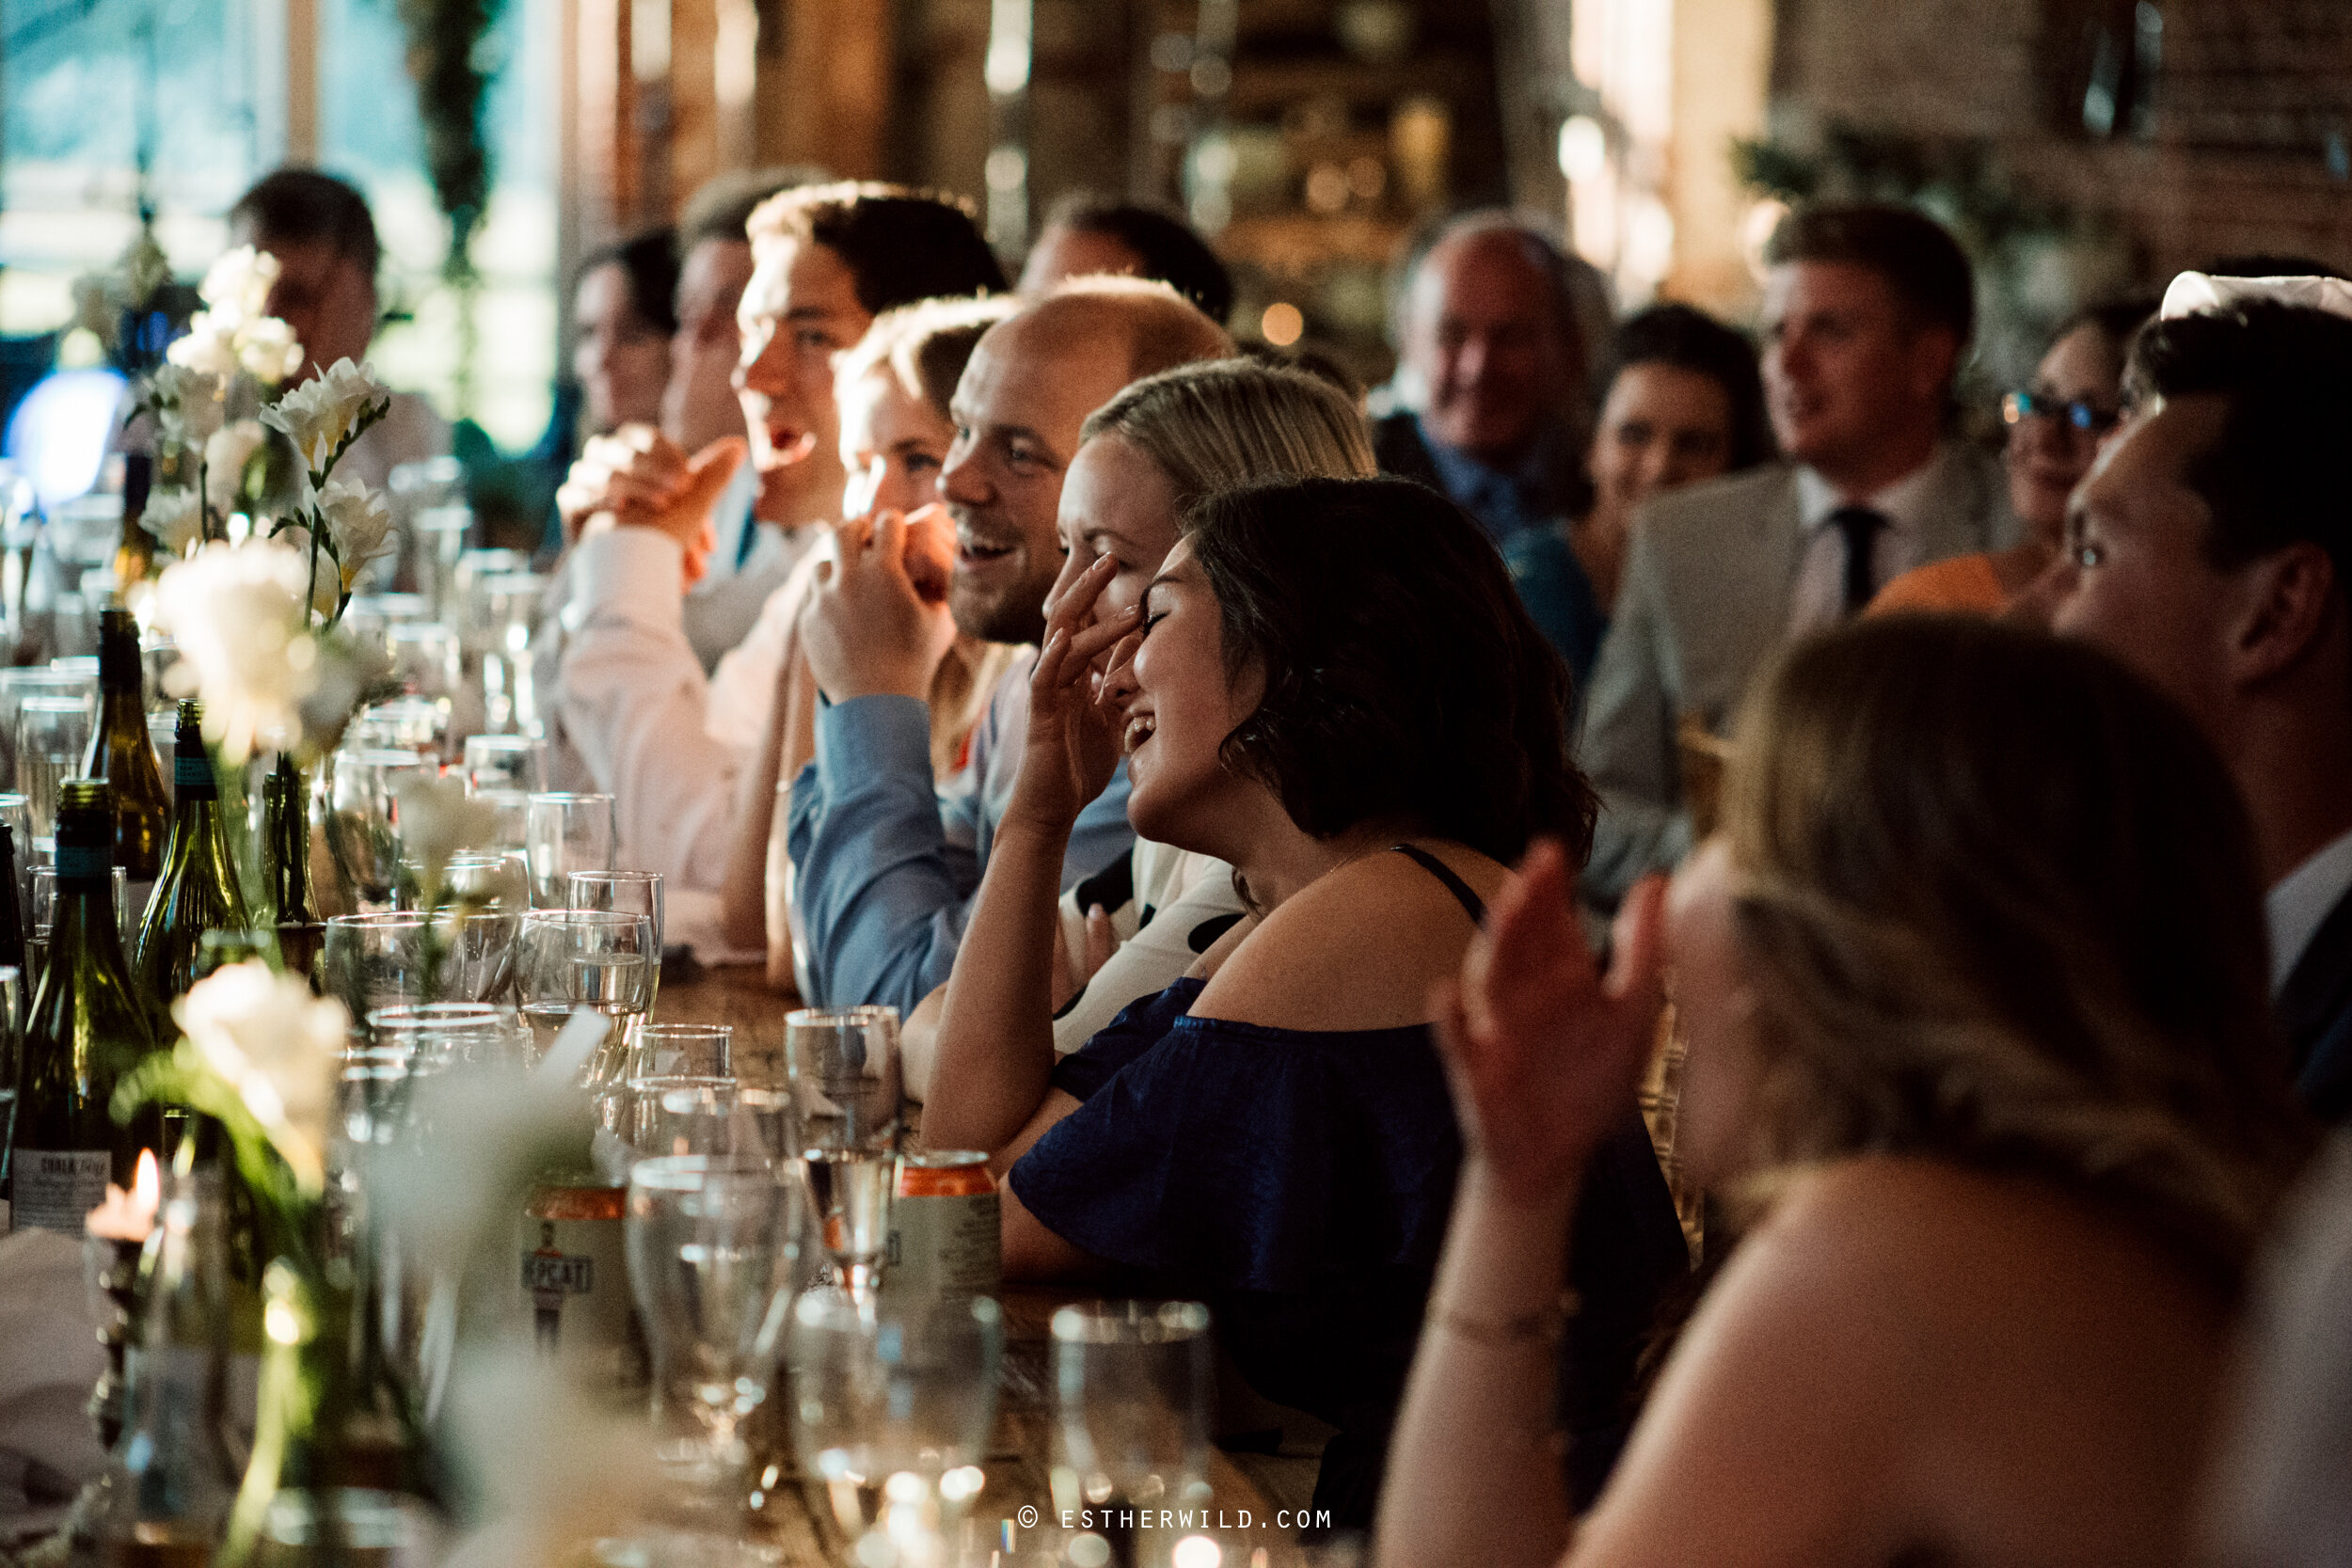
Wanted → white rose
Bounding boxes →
[313,478,395,589]
[236,315,307,386]
[392,772,501,893]
[204,420,270,515]
[262,357,389,475]
[197,245,280,325]
[150,540,322,764]
[165,315,241,381]
[174,959,349,1192]
[143,487,203,557]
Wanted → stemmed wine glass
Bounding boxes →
[785,1006,904,1295]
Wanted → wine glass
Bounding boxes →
[515,909,656,1072]
[1048,1301,1215,1539]
[326,749,429,912]
[524,793,616,907]
[787,1288,1003,1554]
[462,735,547,796]
[16,694,91,841]
[625,1155,802,1497]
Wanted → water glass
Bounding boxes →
[625,1155,802,1491]
[469,788,531,853]
[0,670,88,786]
[387,623,460,706]
[626,1077,743,1159]
[400,850,530,912]
[321,911,436,1025]
[28,863,133,982]
[474,572,548,736]
[788,1288,1003,1550]
[785,1006,903,1154]
[351,698,450,760]
[525,793,616,907]
[462,735,546,796]
[325,749,430,912]
[16,695,90,839]
[566,869,663,945]
[628,1021,732,1081]
[515,909,656,1073]
[365,1003,527,1072]
[1048,1301,1215,1525]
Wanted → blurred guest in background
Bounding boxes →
[1872,299,2152,615]
[1377,212,1611,546]
[2043,285,2352,1122]
[570,230,678,436]
[953,475,1683,1531]
[1503,303,1771,692]
[1379,615,2308,1568]
[786,278,1232,1012]
[228,167,450,492]
[1579,203,2013,907]
[1018,192,1236,325]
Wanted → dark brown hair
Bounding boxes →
[1764,201,1976,347]
[746,181,1006,315]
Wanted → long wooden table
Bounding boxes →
[657,965,1332,1568]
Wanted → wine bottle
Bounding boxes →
[112,451,156,594]
[95,1167,238,1567]
[136,701,253,1006]
[8,781,166,1234]
[262,754,323,978]
[85,606,171,893]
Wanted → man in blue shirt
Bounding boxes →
[787,278,1234,1012]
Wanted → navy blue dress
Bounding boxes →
[1008,850,1688,1529]
[1502,525,1609,697]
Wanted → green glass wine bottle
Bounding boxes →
[136,701,253,1006]
[84,607,171,897]
[263,754,324,980]
[7,781,166,1235]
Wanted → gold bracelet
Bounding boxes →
[1429,1291,1579,1347]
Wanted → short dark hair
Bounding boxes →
[1186,475,1598,866]
[229,168,379,280]
[746,182,1006,315]
[1041,193,1234,324]
[676,166,829,249]
[1764,202,1976,347]
[577,229,681,338]
[2201,254,2348,282]
[1611,303,1773,471]
[2127,301,2352,600]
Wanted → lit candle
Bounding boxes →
[85,1149,161,1242]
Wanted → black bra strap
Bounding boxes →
[1390,844,1486,925]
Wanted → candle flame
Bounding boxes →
[84,1149,164,1242]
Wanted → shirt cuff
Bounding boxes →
[811,694,934,786]
[572,528,688,632]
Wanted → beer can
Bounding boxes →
[883,1150,1001,1296]
[520,1176,650,1400]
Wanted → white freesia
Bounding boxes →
[393,772,501,892]
[143,487,203,557]
[262,357,389,475]
[274,526,346,620]
[165,314,241,380]
[313,478,395,589]
[151,540,321,763]
[174,959,349,1192]
[148,364,226,445]
[204,420,270,515]
[197,245,280,323]
[237,314,307,385]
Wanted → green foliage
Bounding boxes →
[396,0,505,284]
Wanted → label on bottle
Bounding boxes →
[10,1148,111,1234]
[517,1185,648,1398]
[173,754,215,794]
[56,844,112,882]
[882,1153,1001,1298]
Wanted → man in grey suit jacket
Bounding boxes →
[1581,204,2016,905]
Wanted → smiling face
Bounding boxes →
[1403,230,1577,463]
[1050,435,1183,626]
[573,261,672,434]
[837,363,955,520]
[2005,324,2125,545]
[1120,536,1264,850]
[1588,361,1737,525]
[734,235,868,527]
[1661,837,1770,1190]
[937,308,1141,643]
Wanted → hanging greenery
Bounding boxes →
[397,0,504,414]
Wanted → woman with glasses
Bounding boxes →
[1869,299,2153,615]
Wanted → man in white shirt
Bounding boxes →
[1578,203,2013,904]
[2044,278,2352,1121]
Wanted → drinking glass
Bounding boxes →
[788,1288,1003,1553]
[27,863,133,984]
[321,911,436,1025]
[16,695,90,839]
[351,698,450,760]
[567,869,663,1011]
[387,623,460,707]
[0,670,88,787]
[473,572,547,736]
[439,909,523,1005]
[525,793,616,907]
[365,1003,526,1072]
[469,789,531,854]
[625,1155,802,1493]
[462,735,546,796]
[628,1021,732,1081]
[145,710,176,774]
[326,749,430,912]
[786,1006,902,1154]
[627,1077,743,1159]
[1048,1301,1215,1529]
[515,909,656,1073]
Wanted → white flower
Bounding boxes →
[393,772,501,892]
[273,526,346,620]
[143,487,203,557]
[237,314,307,385]
[313,478,395,589]
[151,540,321,764]
[262,358,389,475]
[197,245,280,324]
[174,959,350,1192]
[165,315,241,380]
[147,364,226,446]
[204,420,270,514]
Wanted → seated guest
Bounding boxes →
[786,278,1233,1011]
[550,185,1006,940]
[1377,615,2309,1568]
[910,356,1376,1096]
[1376,213,1610,545]
[707,295,1023,958]
[2045,284,2352,1120]
[1872,299,2151,615]
[229,168,450,494]
[926,477,1687,1528]
[1579,203,2014,907]
[570,230,677,438]
[1017,192,1235,324]
[1504,303,1771,690]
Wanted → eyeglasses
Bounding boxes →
[2003,389,2121,436]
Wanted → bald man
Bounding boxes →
[787,278,1233,1011]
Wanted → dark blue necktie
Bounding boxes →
[1829,506,1888,615]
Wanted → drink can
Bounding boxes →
[883,1150,1000,1297]
[520,1176,649,1400]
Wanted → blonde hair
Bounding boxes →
[1722,615,2308,1286]
[836,295,1019,422]
[1080,357,1375,510]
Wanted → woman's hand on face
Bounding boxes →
[1432,841,1668,1205]
[1009,553,1139,832]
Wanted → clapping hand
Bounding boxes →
[1432,842,1668,1205]
[800,509,961,704]
[1007,553,1139,833]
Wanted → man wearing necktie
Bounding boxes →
[1579,203,2018,907]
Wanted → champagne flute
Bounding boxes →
[1048,1301,1215,1546]
[326,749,429,913]
[525,793,615,907]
